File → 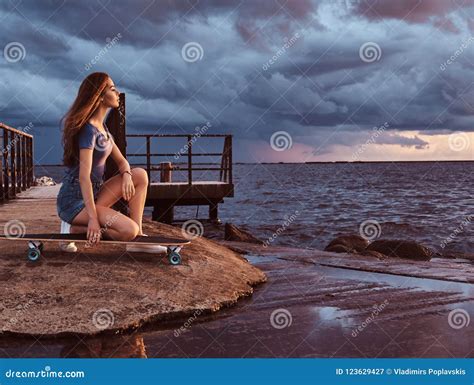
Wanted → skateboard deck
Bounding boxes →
[0,233,190,265]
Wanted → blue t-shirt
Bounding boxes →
[64,122,114,182]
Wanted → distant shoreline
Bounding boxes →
[38,160,474,167]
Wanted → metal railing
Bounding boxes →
[0,122,34,202]
[125,134,233,184]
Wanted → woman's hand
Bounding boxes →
[122,173,135,201]
[87,217,102,245]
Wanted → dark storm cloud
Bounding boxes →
[1,0,474,163]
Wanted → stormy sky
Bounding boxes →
[1,0,474,164]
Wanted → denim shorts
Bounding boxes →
[56,175,104,224]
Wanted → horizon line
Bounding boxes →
[37,159,474,167]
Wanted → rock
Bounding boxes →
[225,223,264,245]
[325,244,354,254]
[0,215,267,337]
[359,250,388,260]
[367,239,433,261]
[34,176,56,186]
[324,234,369,254]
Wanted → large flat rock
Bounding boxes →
[0,197,266,337]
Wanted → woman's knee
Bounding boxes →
[131,167,148,186]
[116,220,139,241]
[96,206,139,241]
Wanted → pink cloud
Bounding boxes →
[433,16,461,33]
[354,0,474,23]
[234,0,316,48]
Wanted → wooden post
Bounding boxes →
[160,162,172,182]
[219,138,226,182]
[105,92,126,177]
[154,163,174,224]
[4,129,10,199]
[228,135,233,184]
[187,135,192,185]
[21,135,27,190]
[209,200,220,224]
[10,131,16,198]
[146,136,151,182]
[152,203,174,224]
[0,149,3,202]
[27,137,33,187]
[105,92,128,215]
[16,134,22,192]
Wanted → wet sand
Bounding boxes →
[1,243,472,358]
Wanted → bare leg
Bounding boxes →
[71,205,139,241]
[94,167,149,235]
[70,223,122,240]
[70,224,87,234]
[127,169,148,235]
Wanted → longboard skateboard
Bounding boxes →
[0,233,190,265]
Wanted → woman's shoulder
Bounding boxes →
[82,121,95,130]
[78,122,96,135]
[77,122,97,149]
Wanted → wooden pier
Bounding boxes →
[104,93,234,224]
[0,122,34,202]
[128,134,234,224]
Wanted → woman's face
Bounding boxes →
[101,78,120,108]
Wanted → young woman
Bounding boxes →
[56,72,163,253]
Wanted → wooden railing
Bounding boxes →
[125,134,233,184]
[0,123,34,202]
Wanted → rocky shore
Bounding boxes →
[0,186,266,337]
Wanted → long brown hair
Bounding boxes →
[61,72,110,167]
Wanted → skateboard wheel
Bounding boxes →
[169,252,181,265]
[28,241,43,251]
[28,248,41,262]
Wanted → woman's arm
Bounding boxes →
[110,142,131,174]
[109,141,135,201]
[78,148,98,220]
